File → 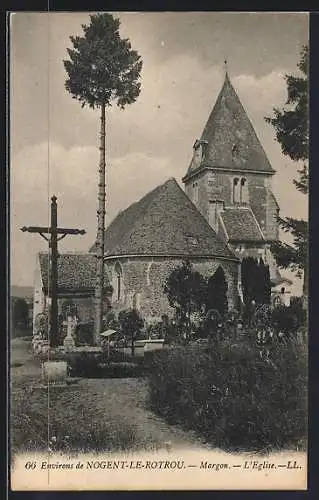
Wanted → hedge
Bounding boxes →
[147,338,307,453]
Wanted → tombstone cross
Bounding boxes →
[21,195,86,347]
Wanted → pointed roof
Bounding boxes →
[91,178,238,261]
[185,73,275,178]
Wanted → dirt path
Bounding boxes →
[11,338,208,453]
[78,377,208,452]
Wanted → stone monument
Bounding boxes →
[63,315,78,350]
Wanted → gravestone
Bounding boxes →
[41,360,68,386]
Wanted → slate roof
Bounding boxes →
[38,252,108,293]
[91,178,238,261]
[269,190,280,210]
[186,73,275,177]
[219,207,265,242]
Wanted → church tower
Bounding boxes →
[182,70,285,291]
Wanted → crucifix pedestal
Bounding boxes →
[21,195,85,347]
[63,315,77,350]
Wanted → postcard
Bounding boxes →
[9,11,308,491]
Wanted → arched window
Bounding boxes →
[240,177,249,203]
[233,178,240,203]
[132,292,141,311]
[273,296,281,308]
[193,182,199,203]
[114,262,123,301]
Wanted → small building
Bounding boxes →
[33,252,110,336]
[271,269,293,307]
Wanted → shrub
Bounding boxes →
[76,321,94,346]
[145,321,165,339]
[271,299,307,337]
[118,309,144,356]
[147,339,307,452]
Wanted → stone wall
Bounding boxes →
[184,169,278,242]
[106,256,239,322]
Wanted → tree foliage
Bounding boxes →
[241,257,271,312]
[118,309,144,356]
[64,13,143,339]
[164,260,207,331]
[256,258,272,305]
[64,13,143,109]
[270,218,308,278]
[265,45,308,189]
[206,266,228,319]
[12,298,29,329]
[265,45,308,293]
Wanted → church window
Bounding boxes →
[240,177,249,203]
[187,236,198,246]
[281,287,285,294]
[233,178,240,203]
[232,143,239,156]
[208,201,223,231]
[273,296,281,308]
[132,292,141,311]
[146,262,153,286]
[207,173,216,187]
[114,262,123,301]
[193,182,199,203]
[191,142,203,170]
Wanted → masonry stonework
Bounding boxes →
[106,256,239,322]
[185,169,278,244]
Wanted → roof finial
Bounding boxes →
[224,58,228,76]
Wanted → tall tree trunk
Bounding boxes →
[302,265,308,311]
[131,336,135,358]
[94,102,106,345]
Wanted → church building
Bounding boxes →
[33,71,292,334]
[90,177,240,323]
[182,71,292,304]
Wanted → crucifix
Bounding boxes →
[21,195,86,347]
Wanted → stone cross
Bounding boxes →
[21,195,85,347]
[63,315,77,349]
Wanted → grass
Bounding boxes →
[10,338,203,458]
[11,382,151,456]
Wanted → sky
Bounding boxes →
[10,12,309,294]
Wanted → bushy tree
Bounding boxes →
[12,298,29,329]
[241,257,271,306]
[203,309,223,342]
[241,257,271,325]
[118,309,144,357]
[206,266,228,319]
[164,260,207,335]
[271,297,307,338]
[241,257,257,308]
[265,45,308,302]
[64,13,143,342]
[256,258,271,305]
